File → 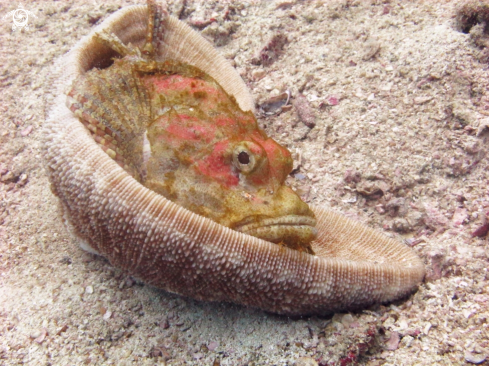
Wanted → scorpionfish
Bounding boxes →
[66,4,317,253]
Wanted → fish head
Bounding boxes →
[143,64,317,251]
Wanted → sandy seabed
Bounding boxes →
[1,0,488,365]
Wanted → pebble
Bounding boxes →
[413,96,433,105]
[471,219,489,238]
[295,357,318,366]
[17,173,28,187]
[400,335,413,348]
[32,328,48,344]
[362,39,380,60]
[385,331,400,350]
[208,341,219,351]
[451,207,468,226]
[293,94,316,128]
[259,92,290,115]
[477,118,489,136]
[0,171,15,183]
[252,69,266,81]
[465,351,487,364]
[85,285,93,294]
[341,313,355,328]
[56,324,68,335]
[326,95,339,105]
[21,125,33,136]
[103,310,112,320]
[251,32,288,66]
[473,294,489,303]
[159,318,170,329]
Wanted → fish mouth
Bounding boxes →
[233,215,317,252]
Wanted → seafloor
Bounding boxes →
[1,0,488,365]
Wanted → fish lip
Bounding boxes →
[233,215,316,234]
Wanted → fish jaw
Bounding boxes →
[229,185,317,253]
[233,215,318,253]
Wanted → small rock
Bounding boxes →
[341,313,355,328]
[392,218,410,233]
[174,320,185,327]
[85,285,94,294]
[451,207,468,227]
[16,173,28,187]
[465,351,487,364]
[125,277,136,287]
[0,171,16,183]
[259,91,290,115]
[291,149,302,172]
[326,95,339,105]
[426,250,446,280]
[293,94,316,128]
[251,32,288,66]
[32,328,48,344]
[472,216,489,237]
[159,318,170,329]
[464,139,480,154]
[208,341,219,351]
[413,96,433,105]
[385,331,400,351]
[383,316,395,328]
[252,69,266,81]
[30,330,42,339]
[386,197,406,214]
[355,180,387,198]
[295,356,318,366]
[275,0,296,10]
[375,204,386,214]
[400,335,413,348]
[452,103,476,125]
[87,14,102,25]
[423,203,449,229]
[56,324,68,335]
[111,330,125,341]
[362,39,380,61]
[103,310,112,320]
[343,169,361,184]
[406,328,421,337]
[21,125,33,136]
[473,294,489,303]
[477,117,489,136]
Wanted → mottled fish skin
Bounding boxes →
[66,14,317,253]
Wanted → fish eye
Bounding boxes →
[233,142,263,174]
[238,151,250,165]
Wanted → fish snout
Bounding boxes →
[234,185,317,253]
